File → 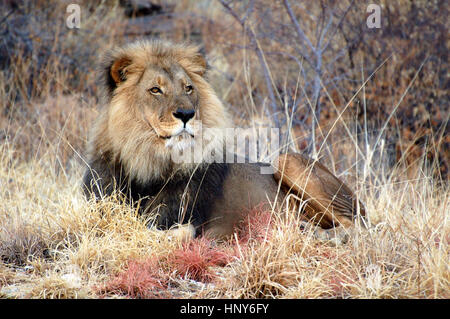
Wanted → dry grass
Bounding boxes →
[0,0,448,299]
[1,136,448,299]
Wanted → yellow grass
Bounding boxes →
[1,122,448,298]
[0,0,448,299]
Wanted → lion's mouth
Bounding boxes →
[161,131,194,140]
[162,126,195,140]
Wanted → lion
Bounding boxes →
[82,40,365,242]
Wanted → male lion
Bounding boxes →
[82,40,365,241]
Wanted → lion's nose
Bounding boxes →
[173,108,195,125]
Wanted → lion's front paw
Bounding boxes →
[167,224,196,242]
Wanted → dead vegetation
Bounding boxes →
[0,0,448,298]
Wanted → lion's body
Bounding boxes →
[84,159,280,237]
[83,40,365,240]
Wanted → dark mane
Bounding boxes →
[83,157,229,236]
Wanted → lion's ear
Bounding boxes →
[101,51,133,96]
[110,56,132,84]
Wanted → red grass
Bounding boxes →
[167,237,234,282]
[98,238,236,298]
[98,259,169,299]
[99,206,276,298]
[234,204,274,245]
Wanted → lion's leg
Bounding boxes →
[166,223,196,242]
[289,200,355,245]
[274,153,365,237]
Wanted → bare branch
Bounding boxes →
[317,9,333,50]
[218,0,244,25]
[219,0,281,127]
[282,0,315,56]
[321,0,355,52]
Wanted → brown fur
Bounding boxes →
[83,40,365,241]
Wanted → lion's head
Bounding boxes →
[89,40,231,183]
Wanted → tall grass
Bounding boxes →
[0,0,448,299]
[1,72,448,299]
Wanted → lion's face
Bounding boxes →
[135,63,199,149]
[94,41,231,182]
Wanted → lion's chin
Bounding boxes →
[164,131,195,151]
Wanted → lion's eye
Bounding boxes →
[149,87,163,95]
[185,85,193,94]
